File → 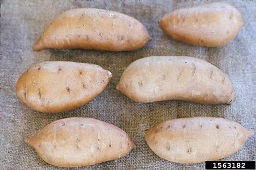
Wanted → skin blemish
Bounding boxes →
[38,89,41,99]
[234,126,236,129]
[23,91,27,98]
[200,124,203,128]
[177,68,184,80]
[58,67,62,72]
[222,77,226,84]
[109,143,112,147]
[66,87,70,92]
[166,145,171,151]
[209,69,214,79]
[37,67,41,71]
[216,124,220,129]
[75,144,80,149]
[79,71,83,75]
[192,63,196,76]
[167,125,171,129]
[200,39,205,45]
[187,147,192,154]
[216,145,219,152]
[162,74,166,80]
[82,83,87,89]
[183,124,186,129]
[138,80,143,87]
[61,122,65,126]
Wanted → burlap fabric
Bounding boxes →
[1,0,255,169]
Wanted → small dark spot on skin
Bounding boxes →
[192,63,196,76]
[81,123,84,126]
[187,147,192,154]
[76,144,80,149]
[167,125,170,129]
[162,74,166,80]
[209,69,214,79]
[53,144,57,149]
[200,39,204,44]
[166,145,171,151]
[177,69,183,80]
[58,67,62,73]
[37,67,41,70]
[185,62,187,64]
[200,124,203,128]
[97,146,101,151]
[82,83,86,89]
[109,143,112,147]
[216,124,219,129]
[234,126,236,129]
[38,89,41,99]
[61,122,65,126]
[79,71,83,75]
[138,80,143,87]
[66,87,70,92]
[97,138,100,142]
[23,91,27,98]
[183,124,186,129]
[222,77,226,84]
[216,145,219,152]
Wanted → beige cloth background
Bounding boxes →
[1,0,255,169]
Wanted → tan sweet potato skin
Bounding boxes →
[116,56,234,104]
[25,117,135,167]
[159,2,243,47]
[16,61,112,113]
[33,8,151,51]
[145,117,254,163]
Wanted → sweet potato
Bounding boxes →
[159,2,243,47]
[145,117,254,163]
[16,61,112,113]
[116,56,234,104]
[25,117,135,167]
[33,8,151,51]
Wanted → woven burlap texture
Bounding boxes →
[1,0,255,169]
